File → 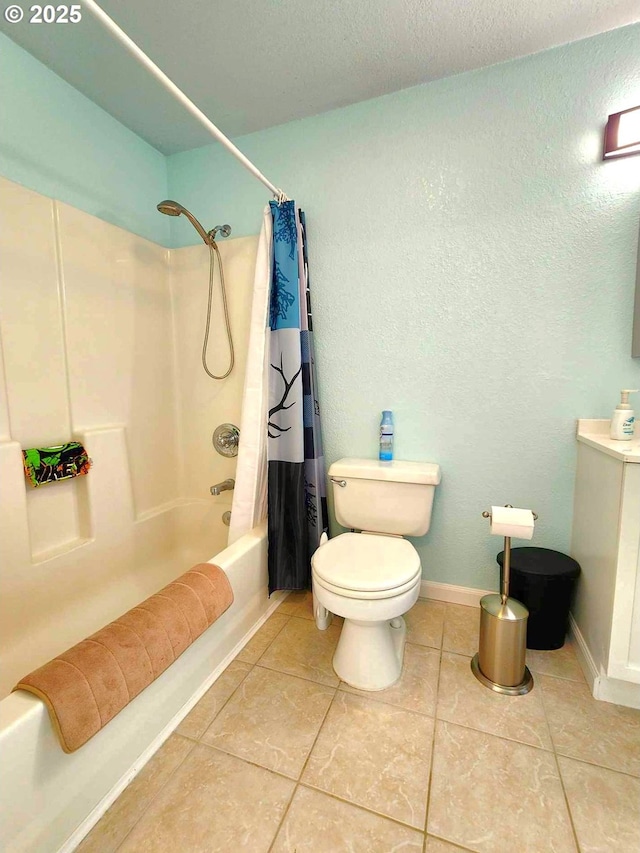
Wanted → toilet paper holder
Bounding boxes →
[470,504,538,696]
[482,505,538,605]
[481,506,538,521]
[482,504,538,521]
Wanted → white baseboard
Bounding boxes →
[420,580,492,608]
[568,613,598,692]
[62,591,286,853]
[594,676,640,709]
[569,614,640,710]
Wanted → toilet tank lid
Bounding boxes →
[328,458,441,485]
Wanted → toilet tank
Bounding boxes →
[329,458,441,537]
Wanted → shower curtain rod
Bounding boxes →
[83,0,288,201]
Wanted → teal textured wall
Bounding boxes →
[168,26,640,589]
[0,32,169,245]
[2,23,639,590]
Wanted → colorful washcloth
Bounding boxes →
[22,442,92,488]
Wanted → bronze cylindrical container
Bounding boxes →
[472,593,533,694]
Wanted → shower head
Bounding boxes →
[156,199,213,245]
[157,199,183,216]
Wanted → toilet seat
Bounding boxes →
[313,570,421,600]
[312,532,421,599]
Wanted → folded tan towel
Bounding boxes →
[13,563,234,753]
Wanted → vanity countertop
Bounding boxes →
[576,419,640,463]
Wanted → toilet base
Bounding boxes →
[333,616,407,691]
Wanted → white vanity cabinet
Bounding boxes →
[571,419,640,709]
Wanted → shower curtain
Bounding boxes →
[229,200,327,594]
[268,200,327,593]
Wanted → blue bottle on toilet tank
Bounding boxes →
[379,410,394,462]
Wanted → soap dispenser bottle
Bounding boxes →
[379,410,394,462]
[610,390,638,440]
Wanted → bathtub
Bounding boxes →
[0,520,282,853]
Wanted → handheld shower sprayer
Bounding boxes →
[157,199,234,379]
[156,200,231,246]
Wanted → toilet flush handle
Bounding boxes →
[330,477,347,487]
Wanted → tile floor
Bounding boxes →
[78,596,640,853]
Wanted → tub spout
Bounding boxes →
[210,478,235,496]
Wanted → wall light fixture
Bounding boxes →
[603,105,640,160]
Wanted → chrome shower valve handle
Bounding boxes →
[212,424,240,457]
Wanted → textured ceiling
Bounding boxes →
[2,0,639,154]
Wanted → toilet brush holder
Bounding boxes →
[471,508,535,696]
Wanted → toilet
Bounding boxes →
[312,457,441,691]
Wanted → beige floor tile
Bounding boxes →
[442,604,480,657]
[236,611,290,664]
[259,615,341,686]
[341,643,440,716]
[294,589,321,617]
[302,691,434,829]
[558,756,640,853]
[425,837,473,852]
[271,785,424,852]
[76,734,194,853]
[525,641,585,683]
[277,590,312,617]
[278,591,345,624]
[427,721,577,853]
[540,675,640,776]
[118,745,295,853]
[201,666,335,778]
[405,599,446,649]
[176,660,253,739]
[436,652,552,750]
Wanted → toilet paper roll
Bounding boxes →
[490,506,535,540]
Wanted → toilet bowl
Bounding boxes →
[313,458,441,691]
[312,532,422,689]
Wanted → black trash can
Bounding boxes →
[496,547,581,650]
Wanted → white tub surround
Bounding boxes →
[570,419,640,709]
[0,178,267,851]
[0,177,259,699]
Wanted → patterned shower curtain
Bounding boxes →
[268,200,328,593]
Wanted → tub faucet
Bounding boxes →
[210,478,235,496]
